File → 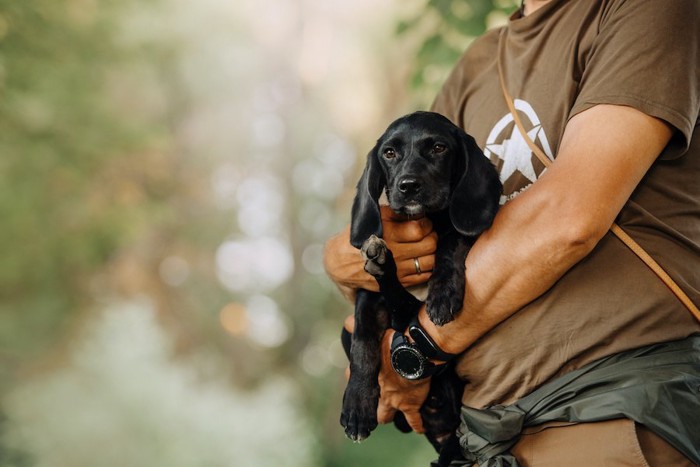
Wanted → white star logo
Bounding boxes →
[483,99,553,187]
[486,124,544,183]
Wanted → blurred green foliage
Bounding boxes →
[0,0,152,374]
[398,0,519,104]
[0,0,236,381]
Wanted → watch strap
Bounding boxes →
[408,316,458,362]
[420,359,448,378]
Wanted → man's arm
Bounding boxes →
[376,104,673,429]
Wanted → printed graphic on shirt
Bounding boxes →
[483,99,553,204]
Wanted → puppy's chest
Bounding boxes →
[407,284,428,301]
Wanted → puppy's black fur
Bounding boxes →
[340,112,502,463]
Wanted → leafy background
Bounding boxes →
[0,0,516,466]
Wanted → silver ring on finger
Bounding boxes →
[413,257,422,275]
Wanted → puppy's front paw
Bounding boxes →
[426,287,462,326]
[361,235,388,277]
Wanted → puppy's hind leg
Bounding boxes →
[341,289,386,442]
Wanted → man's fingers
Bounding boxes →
[376,401,397,425]
[344,315,355,333]
[383,219,434,243]
[380,205,418,222]
[388,232,438,260]
[402,409,425,434]
[380,206,434,243]
[397,255,435,277]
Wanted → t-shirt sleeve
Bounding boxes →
[570,0,700,159]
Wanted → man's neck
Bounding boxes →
[523,0,553,16]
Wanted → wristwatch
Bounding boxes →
[390,316,458,380]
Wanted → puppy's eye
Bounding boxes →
[433,143,447,154]
[383,148,396,159]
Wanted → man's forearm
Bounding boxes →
[420,185,602,355]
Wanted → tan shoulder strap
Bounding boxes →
[496,29,700,322]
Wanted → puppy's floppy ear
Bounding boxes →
[449,131,502,236]
[350,144,386,248]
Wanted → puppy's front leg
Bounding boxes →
[341,289,386,442]
[362,235,422,331]
[426,232,470,326]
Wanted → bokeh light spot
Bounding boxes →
[159,256,191,287]
[301,243,325,275]
[216,237,294,293]
[235,173,285,236]
[219,302,248,336]
[245,295,290,348]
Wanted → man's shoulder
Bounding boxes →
[466,26,501,59]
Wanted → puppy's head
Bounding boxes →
[350,111,502,247]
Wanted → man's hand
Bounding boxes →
[376,329,431,433]
[324,206,437,296]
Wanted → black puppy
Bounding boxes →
[340,112,502,460]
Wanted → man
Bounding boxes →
[324,0,700,464]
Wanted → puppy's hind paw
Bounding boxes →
[340,387,380,442]
[340,412,377,443]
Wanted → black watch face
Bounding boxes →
[391,347,424,380]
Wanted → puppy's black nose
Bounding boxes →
[398,177,420,195]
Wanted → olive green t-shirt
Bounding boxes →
[432,0,700,408]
